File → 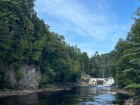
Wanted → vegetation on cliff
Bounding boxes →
[2,0,140,91]
[0,0,107,87]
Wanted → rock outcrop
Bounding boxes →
[6,63,42,89]
[81,71,90,81]
[124,96,140,105]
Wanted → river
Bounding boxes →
[0,86,130,105]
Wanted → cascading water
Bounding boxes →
[103,78,114,87]
[89,77,114,87]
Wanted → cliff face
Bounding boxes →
[6,65,89,89]
[81,71,90,81]
[6,63,42,89]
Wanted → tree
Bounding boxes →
[82,52,89,73]
[121,9,140,88]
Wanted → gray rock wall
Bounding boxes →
[124,96,140,105]
[6,63,42,89]
[81,71,90,80]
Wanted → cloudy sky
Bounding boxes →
[34,0,140,58]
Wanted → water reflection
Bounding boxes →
[0,86,130,105]
[0,94,39,105]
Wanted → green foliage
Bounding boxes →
[122,68,133,73]
[125,83,140,89]
[111,3,140,89]
[0,0,105,86]
[13,63,23,79]
[40,71,54,83]
[15,70,23,80]
[89,50,115,78]
[82,52,89,73]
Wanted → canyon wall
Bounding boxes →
[6,63,42,89]
[6,64,90,89]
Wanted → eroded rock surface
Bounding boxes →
[6,63,42,89]
[124,96,140,105]
[81,71,90,80]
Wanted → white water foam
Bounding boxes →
[89,77,114,87]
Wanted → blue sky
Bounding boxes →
[34,0,140,58]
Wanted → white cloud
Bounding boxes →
[34,0,132,57]
[35,0,118,39]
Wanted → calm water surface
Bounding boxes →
[0,86,130,105]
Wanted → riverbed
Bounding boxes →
[0,86,130,105]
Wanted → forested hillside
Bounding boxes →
[0,0,102,87]
[111,6,140,89]
[89,51,115,78]
[1,0,140,91]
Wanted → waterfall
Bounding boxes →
[102,78,114,87]
[89,77,114,87]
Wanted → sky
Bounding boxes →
[34,0,140,58]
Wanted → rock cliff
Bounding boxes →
[124,96,140,105]
[81,71,90,81]
[6,65,90,89]
[6,63,42,89]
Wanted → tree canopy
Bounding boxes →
[111,4,140,89]
[1,0,140,90]
[0,0,102,86]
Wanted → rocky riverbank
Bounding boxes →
[110,88,135,96]
[0,80,89,98]
[124,95,140,105]
[110,87,140,105]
